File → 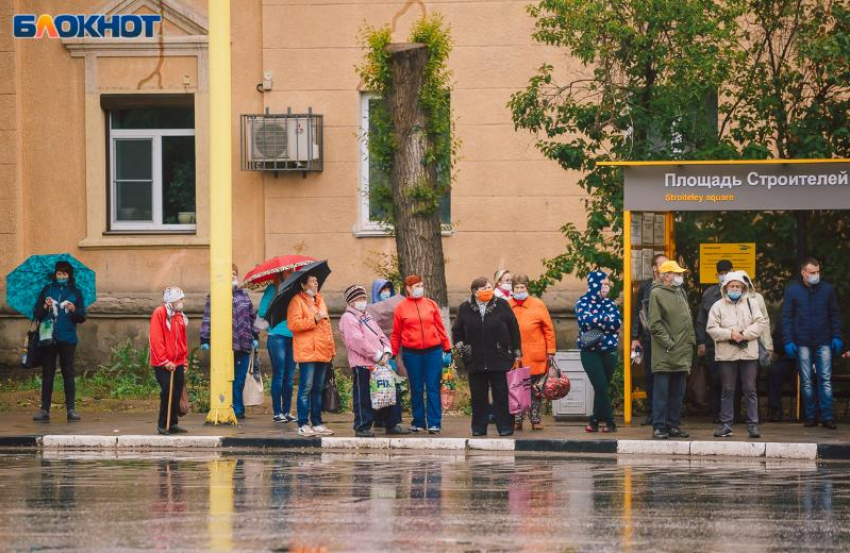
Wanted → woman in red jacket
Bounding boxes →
[149,286,189,435]
[390,275,452,434]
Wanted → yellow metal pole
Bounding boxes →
[623,210,633,425]
[665,212,675,258]
[206,0,236,425]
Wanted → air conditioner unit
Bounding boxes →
[241,111,323,173]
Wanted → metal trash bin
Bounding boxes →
[552,350,595,420]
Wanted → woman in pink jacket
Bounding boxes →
[339,285,409,437]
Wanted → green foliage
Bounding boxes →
[511,0,745,295]
[364,251,403,291]
[93,340,157,399]
[357,14,457,225]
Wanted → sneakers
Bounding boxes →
[312,425,334,436]
[273,414,286,423]
[653,428,668,439]
[355,429,375,438]
[283,413,297,423]
[66,410,81,422]
[823,420,838,430]
[427,427,441,435]
[714,424,733,438]
[169,425,188,434]
[601,421,617,433]
[408,426,425,433]
[33,409,50,422]
[298,425,316,437]
[386,425,410,435]
[747,424,761,438]
[667,426,689,438]
[585,420,599,433]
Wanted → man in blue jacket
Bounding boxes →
[781,257,843,429]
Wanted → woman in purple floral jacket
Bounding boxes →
[200,264,259,419]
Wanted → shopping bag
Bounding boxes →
[22,321,42,368]
[322,369,342,413]
[38,318,55,348]
[440,366,456,411]
[542,357,570,401]
[370,365,397,410]
[178,383,190,416]
[242,349,265,407]
[507,365,532,415]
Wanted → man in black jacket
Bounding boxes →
[696,259,733,423]
[630,253,668,425]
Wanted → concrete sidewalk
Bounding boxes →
[2,410,850,459]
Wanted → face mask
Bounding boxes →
[500,283,512,292]
[514,291,529,301]
[477,289,494,302]
[232,277,239,288]
[807,274,820,286]
[718,275,726,285]
[600,285,611,298]
[175,302,184,312]
[672,275,684,287]
[727,290,742,301]
[379,290,391,301]
[412,287,425,299]
[305,288,317,297]
[56,277,68,285]
[353,300,367,312]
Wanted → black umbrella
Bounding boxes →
[265,260,331,328]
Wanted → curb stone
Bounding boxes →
[0,435,830,459]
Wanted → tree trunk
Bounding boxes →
[384,43,449,308]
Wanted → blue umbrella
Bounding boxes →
[6,254,97,320]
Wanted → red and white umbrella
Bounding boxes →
[241,255,317,290]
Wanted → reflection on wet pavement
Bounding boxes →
[1,452,849,552]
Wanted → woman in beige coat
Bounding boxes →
[706,271,767,439]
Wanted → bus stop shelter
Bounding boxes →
[600,159,850,425]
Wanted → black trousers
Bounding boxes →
[40,342,77,412]
[155,365,185,429]
[470,370,512,434]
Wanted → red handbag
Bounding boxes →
[541,357,570,401]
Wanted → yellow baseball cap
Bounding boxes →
[659,260,687,274]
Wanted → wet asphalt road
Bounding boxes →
[1,452,848,552]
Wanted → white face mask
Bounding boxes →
[232,277,239,288]
[807,274,820,286]
[305,288,317,297]
[672,275,684,287]
[412,287,425,299]
[379,290,391,300]
[353,300,368,312]
[600,284,611,298]
[500,283,512,292]
[174,302,184,312]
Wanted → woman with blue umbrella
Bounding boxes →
[32,261,88,422]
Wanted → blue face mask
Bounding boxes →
[379,290,392,300]
[727,290,742,301]
[514,292,529,301]
[56,277,68,285]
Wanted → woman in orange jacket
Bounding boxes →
[390,275,452,434]
[287,274,336,437]
[509,274,557,431]
[149,286,189,435]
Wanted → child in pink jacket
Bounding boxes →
[339,285,409,437]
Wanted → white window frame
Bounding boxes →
[356,92,452,238]
[109,114,196,232]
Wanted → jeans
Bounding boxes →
[40,342,77,412]
[297,362,328,427]
[268,335,296,416]
[581,350,618,423]
[719,360,758,425]
[232,351,251,417]
[470,371,512,434]
[798,345,834,422]
[652,372,687,431]
[352,366,401,432]
[402,348,443,429]
[154,365,185,429]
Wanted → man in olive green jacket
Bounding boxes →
[648,260,696,440]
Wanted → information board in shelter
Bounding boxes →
[699,243,756,284]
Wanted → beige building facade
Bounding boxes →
[0,0,588,367]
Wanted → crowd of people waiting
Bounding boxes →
[28,254,844,440]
